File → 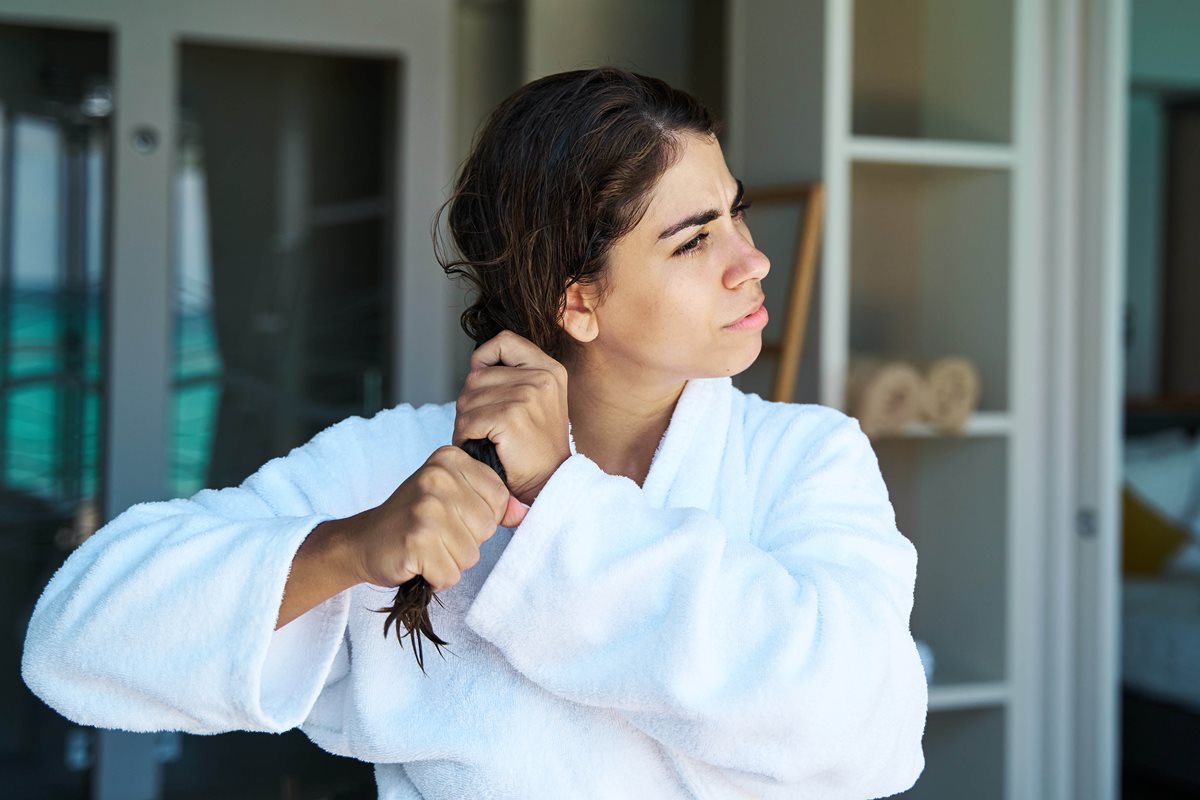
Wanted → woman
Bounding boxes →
[22,67,927,799]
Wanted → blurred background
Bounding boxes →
[0,0,1193,798]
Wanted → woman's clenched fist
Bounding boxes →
[349,445,529,591]
[452,330,572,506]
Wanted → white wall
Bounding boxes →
[522,0,691,85]
[451,0,523,380]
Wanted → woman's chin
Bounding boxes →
[709,339,763,378]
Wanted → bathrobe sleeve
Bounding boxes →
[20,408,418,737]
[464,412,927,798]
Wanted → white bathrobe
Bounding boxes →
[21,375,927,799]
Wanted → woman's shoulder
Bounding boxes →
[293,398,457,471]
[732,385,861,457]
[368,398,456,437]
[730,388,888,526]
[367,398,456,453]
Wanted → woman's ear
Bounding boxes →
[559,281,600,344]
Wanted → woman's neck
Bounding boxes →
[565,365,686,486]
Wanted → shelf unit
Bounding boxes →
[727,1,1040,798]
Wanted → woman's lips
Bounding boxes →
[725,301,768,330]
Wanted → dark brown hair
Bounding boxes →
[375,67,720,673]
[435,65,721,365]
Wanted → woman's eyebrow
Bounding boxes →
[657,178,745,240]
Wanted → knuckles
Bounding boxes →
[414,463,449,493]
[409,493,443,523]
[431,444,464,465]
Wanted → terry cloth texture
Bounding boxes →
[22,375,927,799]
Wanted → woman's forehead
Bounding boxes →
[637,138,737,236]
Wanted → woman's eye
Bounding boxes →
[675,233,707,257]
[673,201,753,258]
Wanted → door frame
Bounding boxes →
[0,3,455,798]
[1041,0,1128,798]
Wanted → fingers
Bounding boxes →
[453,369,563,448]
[446,448,511,527]
[452,393,533,448]
[469,330,567,378]
[422,539,462,592]
[423,452,515,591]
[461,364,538,389]
[469,330,539,370]
[499,494,530,529]
[436,531,473,589]
[442,447,530,532]
[436,446,512,535]
[462,362,565,392]
[459,367,561,407]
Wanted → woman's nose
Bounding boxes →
[724,235,770,288]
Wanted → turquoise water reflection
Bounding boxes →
[4,292,220,504]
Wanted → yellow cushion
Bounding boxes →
[1122,486,1192,576]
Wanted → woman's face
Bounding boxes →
[566,132,771,383]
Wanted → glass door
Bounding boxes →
[0,21,111,800]
[2,3,453,797]
[3,21,400,800]
[170,43,396,495]
[161,42,398,799]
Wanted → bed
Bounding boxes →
[1120,398,1200,793]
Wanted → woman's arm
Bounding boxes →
[21,492,344,735]
[21,405,435,738]
[276,513,365,631]
[463,410,927,799]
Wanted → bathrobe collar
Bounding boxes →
[566,375,733,512]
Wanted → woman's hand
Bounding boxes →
[351,445,528,591]
[452,330,571,506]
